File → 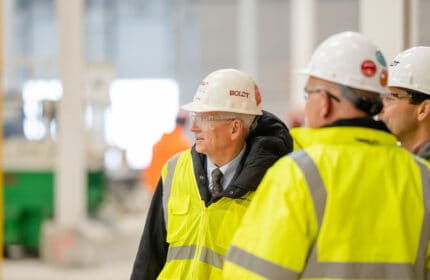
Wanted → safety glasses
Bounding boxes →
[190,112,236,130]
[303,87,341,102]
[381,92,411,104]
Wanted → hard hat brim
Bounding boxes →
[296,68,389,94]
[296,68,311,76]
[181,101,263,115]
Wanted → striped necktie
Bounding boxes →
[211,168,223,196]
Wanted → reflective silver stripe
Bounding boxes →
[199,247,224,269]
[162,154,181,228]
[167,246,224,268]
[290,150,326,226]
[166,245,197,261]
[303,257,416,279]
[414,158,430,278]
[226,246,299,279]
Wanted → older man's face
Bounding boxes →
[189,111,236,159]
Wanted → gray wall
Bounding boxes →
[6,0,430,120]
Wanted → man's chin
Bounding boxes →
[195,145,204,154]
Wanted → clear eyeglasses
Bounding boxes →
[189,112,236,129]
[381,92,411,104]
[303,87,341,102]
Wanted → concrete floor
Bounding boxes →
[4,206,148,280]
[3,220,143,280]
[3,256,135,280]
[4,181,152,280]
[3,212,145,280]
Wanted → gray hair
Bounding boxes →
[218,112,256,136]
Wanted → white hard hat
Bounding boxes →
[301,31,389,94]
[389,46,430,95]
[181,69,263,115]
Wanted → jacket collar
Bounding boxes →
[324,117,390,132]
[291,118,397,150]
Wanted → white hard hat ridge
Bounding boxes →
[181,68,263,115]
[388,46,430,95]
[301,31,389,94]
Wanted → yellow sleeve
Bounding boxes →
[223,156,319,279]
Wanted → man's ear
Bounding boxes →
[231,120,242,139]
[417,100,430,121]
[320,92,331,118]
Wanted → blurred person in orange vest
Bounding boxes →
[142,110,192,193]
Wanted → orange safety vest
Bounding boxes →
[143,125,191,193]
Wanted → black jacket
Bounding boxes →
[130,110,293,280]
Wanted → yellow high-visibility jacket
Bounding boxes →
[224,125,430,279]
[157,151,254,279]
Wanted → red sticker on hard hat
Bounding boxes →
[379,69,388,86]
[254,85,261,106]
[361,60,377,77]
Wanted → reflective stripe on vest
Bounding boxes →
[162,153,181,228]
[166,245,197,261]
[416,158,430,280]
[165,245,224,269]
[289,150,326,227]
[227,151,430,279]
[200,247,224,269]
[227,246,299,279]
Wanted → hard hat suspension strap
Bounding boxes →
[339,84,383,116]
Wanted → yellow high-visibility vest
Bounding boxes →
[158,150,254,279]
[224,126,430,279]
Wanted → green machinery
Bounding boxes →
[4,169,105,254]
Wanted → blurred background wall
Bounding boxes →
[4,0,430,144]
